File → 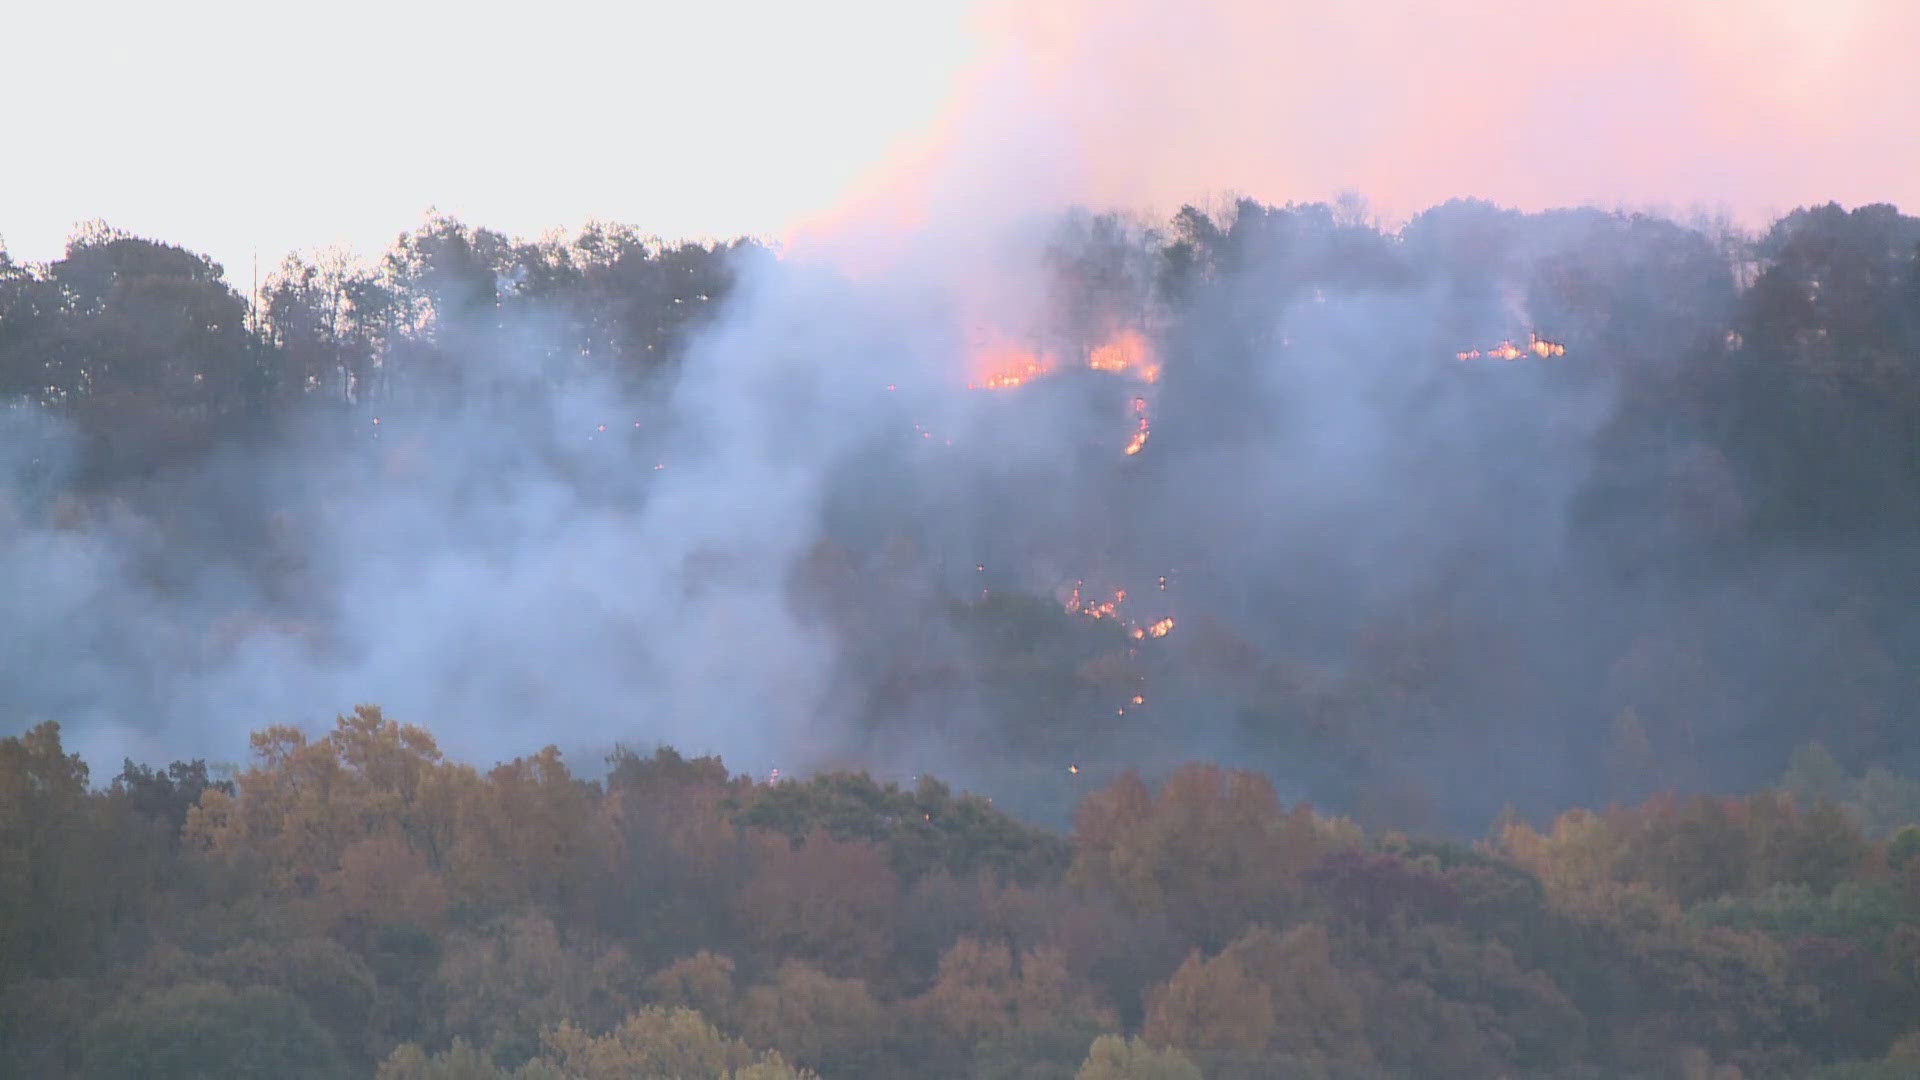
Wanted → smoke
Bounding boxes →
[800,0,1919,240]
[4,1,1915,833]
[0,255,918,776]
[0,222,1162,787]
[4,195,1910,832]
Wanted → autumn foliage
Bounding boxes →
[6,710,1920,1078]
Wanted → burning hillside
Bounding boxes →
[965,327,1163,458]
[1061,580,1176,641]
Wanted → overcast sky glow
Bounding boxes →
[4,0,1915,284]
[1,0,982,278]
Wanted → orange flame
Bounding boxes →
[970,344,1056,390]
[1457,332,1566,362]
[1087,329,1161,383]
[968,329,1161,457]
[1066,585,1125,620]
[969,329,1160,390]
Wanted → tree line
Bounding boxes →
[0,216,750,478]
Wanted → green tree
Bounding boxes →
[0,721,128,982]
[3,227,260,474]
[83,982,349,1080]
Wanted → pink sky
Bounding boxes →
[4,0,1913,279]
[799,0,1919,258]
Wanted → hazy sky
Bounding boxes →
[1,0,982,279]
[4,0,1916,282]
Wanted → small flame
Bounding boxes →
[1087,329,1160,383]
[971,344,1055,390]
[966,330,1160,458]
[969,329,1159,390]
[1458,332,1565,362]
[1145,617,1175,639]
[1065,584,1127,621]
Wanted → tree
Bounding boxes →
[646,951,738,1025]
[0,721,128,982]
[0,976,102,1076]
[1142,951,1274,1056]
[83,982,349,1080]
[734,830,900,981]
[434,913,641,1064]
[736,961,885,1076]
[185,706,470,906]
[1888,825,1920,871]
[2,228,259,475]
[447,745,609,919]
[917,938,1116,1051]
[1070,765,1337,946]
[260,248,397,405]
[1747,790,1870,893]
[376,1037,509,1080]
[195,936,382,1068]
[1075,1035,1202,1080]
[1219,924,1373,1071]
[732,770,1069,886]
[529,1007,812,1079]
[111,758,233,834]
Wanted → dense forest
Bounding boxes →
[5,710,1920,1077]
[3,197,1920,1075]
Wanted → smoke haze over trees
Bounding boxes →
[4,194,1920,1076]
[5,199,1919,831]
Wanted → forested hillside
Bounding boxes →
[5,200,1918,828]
[4,198,1920,1075]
